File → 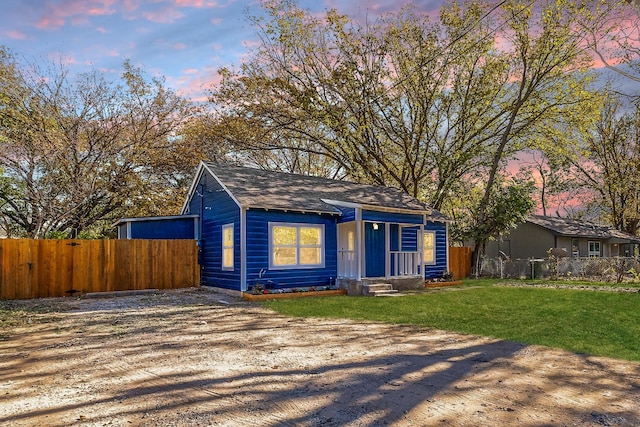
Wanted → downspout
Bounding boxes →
[199,181,205,286]
[240,207,247,292]
[356,208,362,281]
[445,221,450,274]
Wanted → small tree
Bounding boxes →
[0,49,197,238]
[451,178,536,277]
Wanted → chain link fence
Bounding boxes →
[480,256,640,282]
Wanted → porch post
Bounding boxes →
[356,208,362,281]
[445,221,450,274]
[420,225,425,279]
[421,214,426,279]
[385,222,390,278]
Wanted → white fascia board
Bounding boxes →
[321,199,363,209]
[181,162,207,214]
[204,163,243,209]
[323,198,433,217]
[113,214,199,227]
[181,162,244,213]
[359,203,429,216]
[247,206,340,216]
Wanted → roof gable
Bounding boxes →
[189,162,445,219]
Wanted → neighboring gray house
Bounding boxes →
[486,215,640,259]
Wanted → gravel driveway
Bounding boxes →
[1,287,639,426]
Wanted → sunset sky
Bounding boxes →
[1,1,638,101]
[0,0,442,100]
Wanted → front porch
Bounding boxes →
[337,276,426,296]
[336,220,425,295]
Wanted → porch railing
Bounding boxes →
[391,251,422,277]
[338,250,423,279]
[338,250,357,278]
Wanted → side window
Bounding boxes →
[222,224,234,270]
[423,231,436,264]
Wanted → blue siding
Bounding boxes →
[362,210,423,224]
[401,226,419,252]
[424,221,448,279]
[389,224,399,251]
[336,206,356,223]
[246,210,338,290]
[184,171,241,290]
[128,218,196,239]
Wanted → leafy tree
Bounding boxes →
[466,0,600,268]
[568,96,640,235]
[453,178,536,275]
[207,0,601,273]
[0,48,197,238]
[515,151,577,217]
[578,0,640,86]
[208,1,511,203]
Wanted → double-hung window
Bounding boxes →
[222,223,234,270]
[269,223,324,269]
[423,230,436,265]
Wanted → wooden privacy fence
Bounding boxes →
[0,239,200,300]
[449,246,472,280]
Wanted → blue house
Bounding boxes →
[115,215,199,239]
[179,162,449,294]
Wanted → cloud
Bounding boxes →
[165,65,222,101]
[35,15,65,30]
[6,29,28,40]
[173,42,187,50]
[33,0,118,30]
[142,7,185,23]
[175,0,221,7]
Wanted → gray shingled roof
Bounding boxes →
[528,215,640,243]
[205,162,447,221]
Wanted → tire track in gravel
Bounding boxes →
[104,359,312,426]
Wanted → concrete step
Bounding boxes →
[363,283,397,297]
[370,289,401,297]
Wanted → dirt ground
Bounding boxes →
[1,287,639,427]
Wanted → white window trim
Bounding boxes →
[222,223,234,271]
[423,230,436,265]
[588,240,601,258]
[268,222,325,270]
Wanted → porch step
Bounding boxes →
[363,283,399,297]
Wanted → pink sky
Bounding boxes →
[0,1,637,100]
[0,0,442,100]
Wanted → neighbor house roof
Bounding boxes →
[528,215,640,243]
[187,162,447,221]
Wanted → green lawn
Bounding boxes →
[262,284,640,361]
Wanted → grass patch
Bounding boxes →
[263,286,640,361]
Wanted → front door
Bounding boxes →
[337,222,357,278]
[365,222,385,277]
